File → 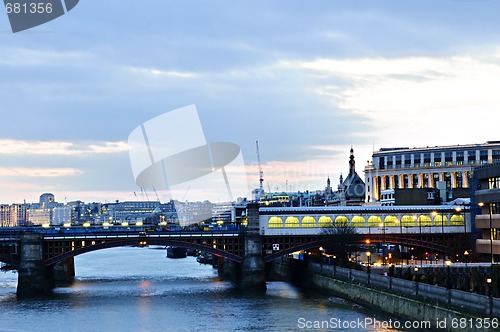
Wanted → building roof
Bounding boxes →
[374,141,500,156]
[345,147,365,198]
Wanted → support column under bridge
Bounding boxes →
[16,233,75,297]
[17,233,51,297]
[233,203,266,292]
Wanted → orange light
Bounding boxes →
[365,239,371,244]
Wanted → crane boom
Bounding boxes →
[256,141,264,196]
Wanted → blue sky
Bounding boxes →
[1,1,500,203]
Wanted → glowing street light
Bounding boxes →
[366,251,371,284]
[446,260,452,289]
[414,266,419,295]
[487,277,493,298]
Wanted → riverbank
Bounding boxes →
[270,258,499,332]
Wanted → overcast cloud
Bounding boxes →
[1,1,500,203]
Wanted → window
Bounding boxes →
[378,157,385,170]
[423,153,431,166]
[456,151,464,165]
[387,156,393,169]
[445,151,453,166]
[456,172,463,188]
[434,153,442,166]
[480,150,488,164]
[412,174,419,188]
[422,173,429,188]
[404,155,411,167]
[301,216,316,228]
[488,177,500,189]
[413,154,421,166]
[395,154,402,168]
[493,149,500,161]
[466,150,477,164]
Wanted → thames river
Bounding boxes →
[0,247,410,331]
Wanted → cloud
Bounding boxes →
[0,167,82,177]
[0,139,129,156]
[127,66,200,78]
[283,50,500,147]
[0,47,92,67]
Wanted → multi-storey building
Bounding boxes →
[104,200,161,224]
[98,200,178,225]
[52,206,72,225]
[39,193,55,207]
[0,204,11,227]
[364,141,500,204]
[474,162,500,262]
[27,208,52,226]
[10,203,29,226]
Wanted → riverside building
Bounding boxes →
[474,162,500,262]
[364,141,500,204]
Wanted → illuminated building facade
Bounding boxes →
[474,163,500,262]
[364,141,500,204]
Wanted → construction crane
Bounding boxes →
[256,140,264,200]
[153,187,160,202]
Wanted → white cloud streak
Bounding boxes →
[0,47,92,67]
[0,167,82,177]
[0,140,129,156]
[127,66,199,78]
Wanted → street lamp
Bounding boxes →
[414,267,419,295]
[487,277,493,315]
[446,260,452,289]
[333,255,337,278]
[445,260,452,304]
[379,222,386,265]
[366,251,371,285]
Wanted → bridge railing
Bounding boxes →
[42,229,242,240]
[309,262,500,317]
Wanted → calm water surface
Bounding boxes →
[0,247,407,331]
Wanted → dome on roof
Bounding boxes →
[153,207,161,214]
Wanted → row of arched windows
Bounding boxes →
[267,214,465,228]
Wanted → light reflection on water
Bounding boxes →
[0,247,408,332]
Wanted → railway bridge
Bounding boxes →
[0,204,470,297]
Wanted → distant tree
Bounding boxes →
[321,219,357,266]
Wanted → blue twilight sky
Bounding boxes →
[1,0,500,203]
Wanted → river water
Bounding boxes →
[0,247,411,331]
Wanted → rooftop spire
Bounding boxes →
[349,146,355,175]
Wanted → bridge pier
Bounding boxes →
[239,234,266,291]
[53,257,75,287]
[237,203,266,292]
[17,233,53,298]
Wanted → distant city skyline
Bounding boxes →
[1,1,500,203]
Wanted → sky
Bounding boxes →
[1,0,500,204]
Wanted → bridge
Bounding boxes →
[259,205,471,260]
[0,204,471,297]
